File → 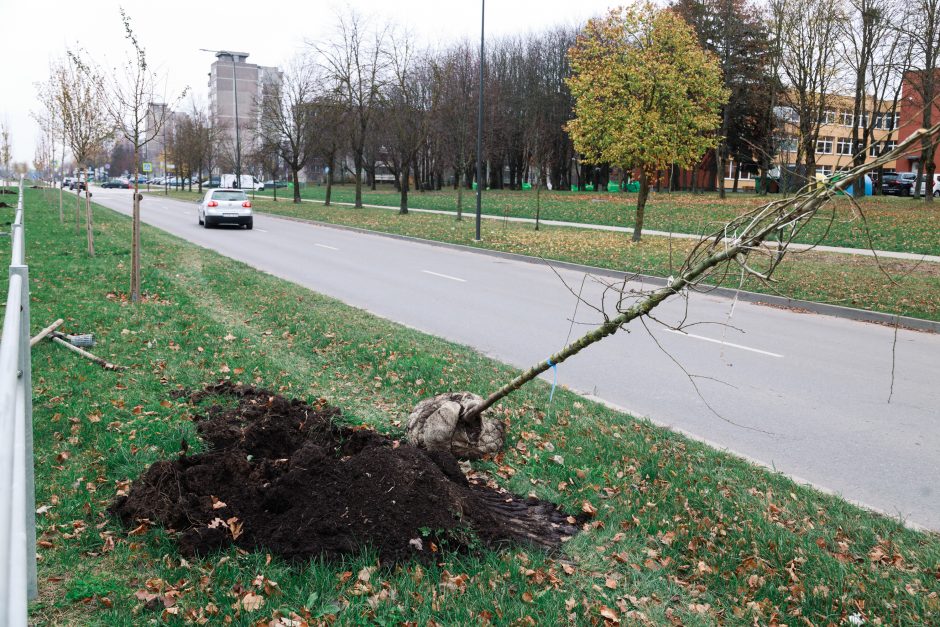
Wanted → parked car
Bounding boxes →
[202,177,221,188]
[262,180,291,190]
[102,178,131,189]
[197,188,253,229]
[881,172,915,196]
[917,173,940,197]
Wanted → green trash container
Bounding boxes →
[522,182,532,190]
[625,181,640,192]
[607,181,620,192]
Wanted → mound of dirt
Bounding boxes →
[110,382,581,562]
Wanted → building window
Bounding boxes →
[816,165,833,177]
[869,140,896,157]
[775,106,799,123]
[837,138,853,155]
[840,111,853,127]
[816,137,833,154]
[875,112,900,130]
[776,135,798,153]
[823,109,838,125]
[725,161,759,180]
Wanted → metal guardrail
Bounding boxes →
[0,176,36,626]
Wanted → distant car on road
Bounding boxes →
[202,177,221,188]
[262,180,291,190]
[102,179,131,189]
[68,180,87,191]
[197,188,253,229]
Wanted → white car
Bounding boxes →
[917,173,940,197]
[197,188,253,229]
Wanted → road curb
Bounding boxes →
[257,211,940,334]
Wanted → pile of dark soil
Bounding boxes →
[111,382,581,561]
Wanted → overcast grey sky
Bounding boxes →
[1,0,615,164]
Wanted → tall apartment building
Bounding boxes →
[207,51,281,171]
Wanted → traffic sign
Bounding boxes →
[142,162,152,173]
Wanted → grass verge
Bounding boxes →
[249,184,940,257]
[159,189,940,322]
[16,186,940,625]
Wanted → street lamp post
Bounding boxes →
[200,49,242,188]
[475,0,485,242]
[163,114,168,196]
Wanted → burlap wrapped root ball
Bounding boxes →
[406,392,505,458]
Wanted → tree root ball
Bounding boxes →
[406,392,505,458]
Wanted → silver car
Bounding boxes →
[198,188,253,229]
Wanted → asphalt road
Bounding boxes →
[90,188,940,529]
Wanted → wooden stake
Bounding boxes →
[29,319,64,347]
[50,334,125,370]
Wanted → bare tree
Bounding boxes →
[308,95,347,206]
[55,51,113,256]
[840,0,910,197]
[0,122,11,185]
[384,31,430,214]
[259,54,317,203]
[774,0,845,182]
[104,8,184,301]
[314,10,387,208]
[429,43,477,219]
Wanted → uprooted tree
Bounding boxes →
[406,122,940,458]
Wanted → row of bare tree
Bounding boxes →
[31,0,940,212]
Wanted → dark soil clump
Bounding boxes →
[111,382,581,562]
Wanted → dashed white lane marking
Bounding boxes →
[422,270,466,283]
[255,228,268,233]
[314,243,338,250]
[664,329,783,358]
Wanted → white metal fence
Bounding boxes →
[0,176,36,626]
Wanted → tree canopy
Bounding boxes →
[567,3,727,177]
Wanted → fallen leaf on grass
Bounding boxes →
[598,605,619,623]
[239,591,264,612]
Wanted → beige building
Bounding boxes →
[726,95,900,189]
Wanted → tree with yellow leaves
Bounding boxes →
[567,3,727,241]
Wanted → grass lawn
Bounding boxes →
[20,186,940,625]
[158,189,940,323]
[250,184,940,257]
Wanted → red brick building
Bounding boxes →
[896,70,940,174]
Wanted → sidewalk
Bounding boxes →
[256,194,940,264]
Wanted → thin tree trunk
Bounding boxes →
[85,176,94,256]
[325,157,334,206]
[354,152,363,208]
[292,166,301,203]
[456,169,463,221]
[131,150,141,302]
[400,162,409,215]
[535,183,541,231]
[75,177,81,234]
[632,170,649,243]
